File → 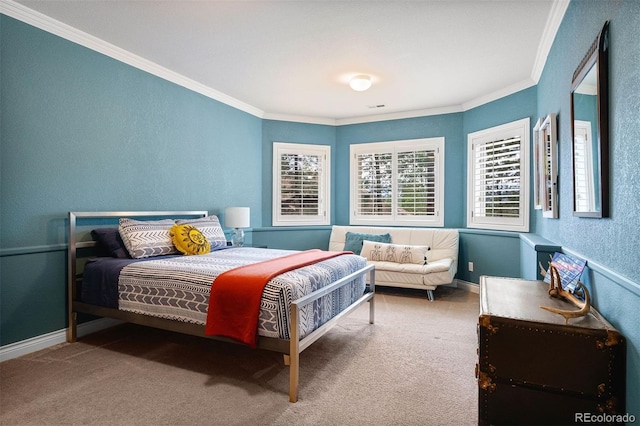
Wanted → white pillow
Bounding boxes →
[361,240,429,265]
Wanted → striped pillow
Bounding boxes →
[118,218,178,259]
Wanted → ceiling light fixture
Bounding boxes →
[349,74,372,91]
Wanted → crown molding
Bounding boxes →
[530,0,570,83]
[264,105,466,127]
[461,78,536,112]
[335,105,464,126]
[0,0,264,119]
[1,0,565,126]
[262,113,337,126]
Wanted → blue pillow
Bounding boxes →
[91,228,130,259]
[344,232,392,255]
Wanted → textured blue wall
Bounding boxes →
[335,113,465,227]
[535,0,640,415]
[519,234,561,281]
[261,113,530,285]
[1,251,67,345]
[463,86,538,231]
[1,16,263,247]
[252,227,333,251]
[1,16,262,344]
[535,0,640,277]
[457,230,521,283]
[260,120,336,227]
[464,86,538,135]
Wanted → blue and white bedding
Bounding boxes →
[82,247,367,340]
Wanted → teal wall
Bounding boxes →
[1,16,262,344]
[1,251,67,345]
[0,16,264,244]
[335,113,465,227]
[463,86,538,232]
[535,1,640,274]
[262,105,533,285]
[519,234,561,281]
[252,227,333,251]
[261,120,336,227]
[457,230,521,284]
[534,0,640,415]
[2,1,639,415]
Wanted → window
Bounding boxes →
[467,118,530,232]
[350,138,444,227]
[272,142,330,226]
[573,120,596,212]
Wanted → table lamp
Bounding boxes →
[225,207,250,247]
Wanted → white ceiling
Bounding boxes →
[8,0,567,125]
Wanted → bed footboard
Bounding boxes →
[287,264,375,402]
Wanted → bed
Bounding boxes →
[67,211,375,402]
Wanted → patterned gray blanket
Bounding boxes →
[118,248,367,340]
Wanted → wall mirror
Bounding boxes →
[540,114,558,218]
[533,115,558,218]
[571,21,609,218]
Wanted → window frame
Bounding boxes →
[272,142,331,227]
[466,118,530,232]
[349,137,445,227]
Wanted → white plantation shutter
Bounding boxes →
[397,148,437,218]
[467,118,529,232]
[354,151,393,218]
[472,136,521,218]
[351,138,444,227]
[273,143,330,226]
[279,153,320,216]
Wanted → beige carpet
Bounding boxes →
[0,287,479,426]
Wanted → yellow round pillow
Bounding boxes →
[170,224,210,255]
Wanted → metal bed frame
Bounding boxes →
[67,211,375,402]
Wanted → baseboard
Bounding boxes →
[451,279,479,294]
[0,318,123,362]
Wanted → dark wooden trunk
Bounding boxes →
[477,276,626,425]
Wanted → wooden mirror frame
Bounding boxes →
[540,114,558,218]
[571,21,609,218]
[533,114,559,218]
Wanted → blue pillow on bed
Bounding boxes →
[91,228,130,259]
[343,232,392,255]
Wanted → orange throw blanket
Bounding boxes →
[205,249,351,348]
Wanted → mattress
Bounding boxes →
[81,247,367,340]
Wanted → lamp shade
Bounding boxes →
[225,207,250,228]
